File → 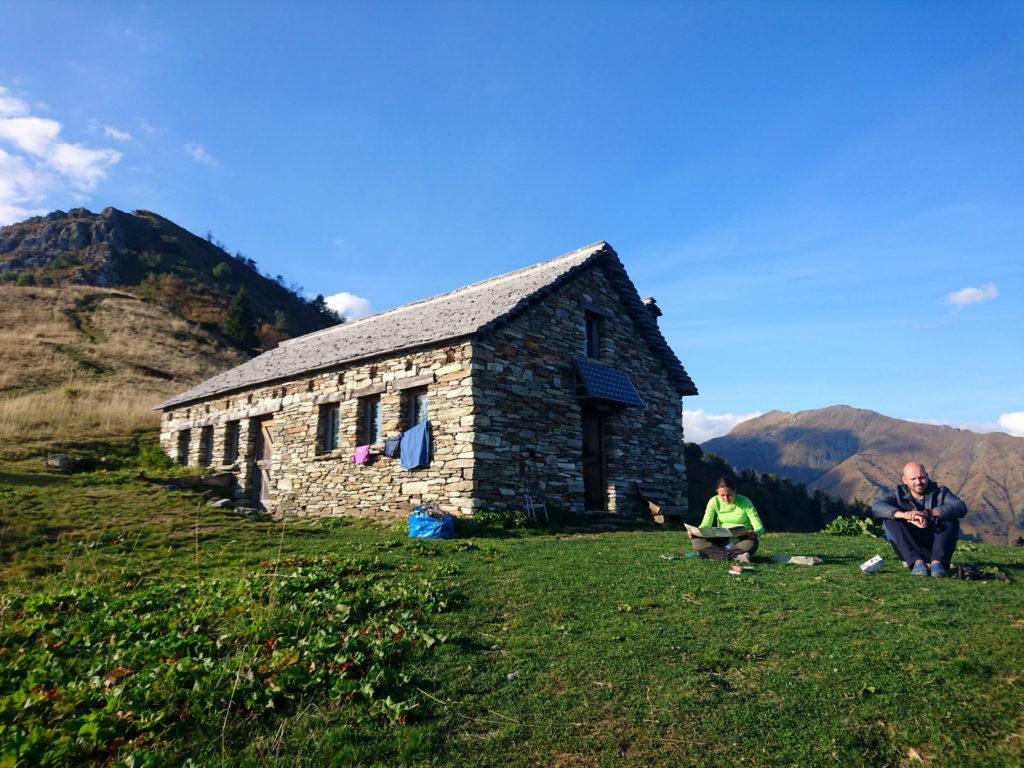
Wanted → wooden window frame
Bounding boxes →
[403,386,429,429]
[317,403,341,454]
[358,395,382,446]
[584,311,603,360]
[198,426,214,467]
[176,429,191,466]
[223,420,240,464]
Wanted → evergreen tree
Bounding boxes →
[223,288,258,350]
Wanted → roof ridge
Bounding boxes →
[281,241,608,347]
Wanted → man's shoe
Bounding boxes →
[911,561,929,577]
[734,552,752,564]
[930,562,948,578]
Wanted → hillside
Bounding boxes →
[0,207,348,449]
[703,405,1024,544]
[0,284,247,450]
[0,207,340,349]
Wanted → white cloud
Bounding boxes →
[325,291,373,321]
[0,86,29,118]
[103,125,131,141]
[946,283,998,307]
[0,116,62,155]
[136,117,159,135]
[0,85,122,225]
[184,142,218,167]
[997,412,1024,437]
[684,409,763,444]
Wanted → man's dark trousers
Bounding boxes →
[883,517,960,568]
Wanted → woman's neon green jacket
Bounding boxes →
[699,493,765,535]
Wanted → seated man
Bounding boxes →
[871,462,968,578]
[689,476,765,563]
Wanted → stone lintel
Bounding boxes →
[313,391,346,406]
[583,300,615,318]
[395,372,436,390]
[350,382,387,398]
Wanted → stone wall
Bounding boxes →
[469,263,688,514]
[160,260,690,520]
[160,340,476,517]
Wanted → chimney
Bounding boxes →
[641,297,662,322]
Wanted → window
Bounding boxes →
[584,312,602,359]
[317,403,341,453]
[224,420,240,464]
[359,395,382,445]
[198,426,214,467]
[176,429,191,465]
[404,387,429,427]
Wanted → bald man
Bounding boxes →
[871,462,968,577]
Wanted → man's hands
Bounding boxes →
[897,510,929,528]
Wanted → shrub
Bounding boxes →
[471,507,529,529]
[823,515,882,537]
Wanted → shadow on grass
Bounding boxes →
[0,470,71,487]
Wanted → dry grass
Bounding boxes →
[0,379,162,442]
[0,285,246,447]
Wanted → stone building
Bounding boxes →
[157,242,698,518]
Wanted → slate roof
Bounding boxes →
[158,241,697,409]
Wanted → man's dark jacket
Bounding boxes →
[871,481,968,520]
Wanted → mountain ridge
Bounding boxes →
[0,206,341,348]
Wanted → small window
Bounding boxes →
[359,395,382,445]
[224,420,240,464]
[584,312,602,359]
[198,426,214,467]
[404,387,429,427]
[176,429,191,465]
[317,403,341,453]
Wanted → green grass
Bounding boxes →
[2,459,1023,767]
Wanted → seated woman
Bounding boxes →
[689,476,765,562]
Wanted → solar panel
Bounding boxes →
[574,358,645,407]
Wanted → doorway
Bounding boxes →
[252,416,275,507]
[581,405,606,511]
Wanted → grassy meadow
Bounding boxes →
[1,452,1023,768]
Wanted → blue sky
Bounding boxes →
[2,1,1022,441]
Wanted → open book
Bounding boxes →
[685,523,749,538]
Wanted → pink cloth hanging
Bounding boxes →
[353,445,370,464]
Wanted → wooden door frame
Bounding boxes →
[252,416,275,508]
[581,404,607,511]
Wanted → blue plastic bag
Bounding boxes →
[408,511,455,539]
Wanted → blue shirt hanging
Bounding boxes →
[400,421,431,469]
[383,435,402,458]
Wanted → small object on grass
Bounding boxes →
[683,551,699,558]
[408,506,455,539]
[951,563,1009,581]
[770,555,823,566]
[728,564,743,575]
[660,554,680,560]
[860,555,885,574]
[506,670,521,682]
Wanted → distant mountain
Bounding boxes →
[0,207,341,350]
[0,207,345,449]
[702,405,1024,544]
